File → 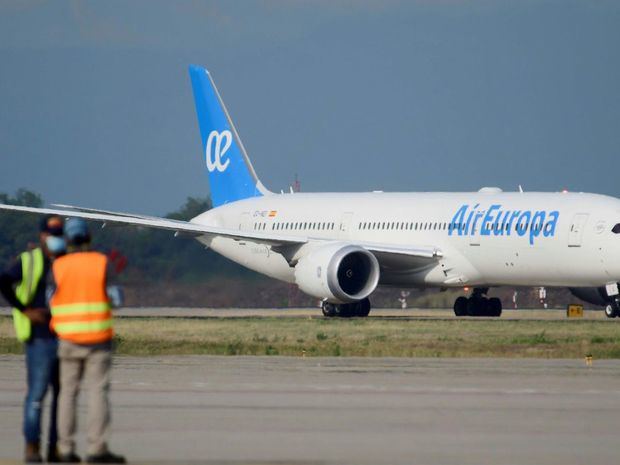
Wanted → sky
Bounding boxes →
[1,1,619,215]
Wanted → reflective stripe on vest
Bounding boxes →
[50,252,112,345]
[12,248,45,342]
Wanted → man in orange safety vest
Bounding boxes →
[50,218,125,464]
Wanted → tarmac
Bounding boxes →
[0,355,619,465]
[79,307,612,320]
[0,307,612,320]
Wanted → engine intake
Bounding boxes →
[294,243,380,303]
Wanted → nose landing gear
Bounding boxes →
[453,288,502,317]
[604,301,619,318]
[603,283,620,318]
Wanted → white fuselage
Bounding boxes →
[192,191,620,289]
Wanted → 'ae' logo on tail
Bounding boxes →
[205,130,232,172]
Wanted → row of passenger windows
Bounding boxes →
[358,221,547,232]
[252,220,548,233]
[254,222,337,231]
[252,219,620,234]
[359,221,448,231]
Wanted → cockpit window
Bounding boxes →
[613,223,620,234]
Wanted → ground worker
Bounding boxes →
[0,215,66,463]
[50,218,125,464]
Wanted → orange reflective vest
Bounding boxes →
[50,251,112,344]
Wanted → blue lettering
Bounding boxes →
[449,205,468,236]
[481,205,500,236]
[464,203,479,235]
[447,204,560,244]
[516,211,531,236]
[495,210,510,236]
[472,210,485,234]
[529,211,546,245]
[507,210,521,235]
[544,211,559,237]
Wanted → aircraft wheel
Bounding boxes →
[454,296,468,316]
[467,297,492,316]
[466,298,481,316]
[335,303,354,318]
[356,298,371,317]
[322,302,337,317]
[489,297,502,317]
[604,304,618,318]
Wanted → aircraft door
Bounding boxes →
[568,213,589,247]
[338,212,354,239]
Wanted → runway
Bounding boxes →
[0,307,612,321]
[110,307,608,320]
[0,356,619,464]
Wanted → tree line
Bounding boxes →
[0,189,260,285]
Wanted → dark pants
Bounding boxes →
[24,338,59,449]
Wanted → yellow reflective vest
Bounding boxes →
[12,248,45,342]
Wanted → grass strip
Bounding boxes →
[1,316,619,358]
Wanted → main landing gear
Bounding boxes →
[322,298,371,318]
[453,288,502,317]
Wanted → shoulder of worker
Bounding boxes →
[52,250,107,269]
[85,250,110,264]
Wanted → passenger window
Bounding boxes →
[613,223,620,234]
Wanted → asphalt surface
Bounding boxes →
[112,307,609,320]
[0,355,619,465]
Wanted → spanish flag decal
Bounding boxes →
[268,210,277,218]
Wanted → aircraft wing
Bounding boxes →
[356,242,442,271]
[0,204,442,268]
[0,203,308,246]
[51,203,163,221]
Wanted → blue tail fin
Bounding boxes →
[189,65,269,207]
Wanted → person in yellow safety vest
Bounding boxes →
[50,218,125,464]
[0,215,66,463]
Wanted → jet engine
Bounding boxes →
[569,287,609,307]
[294,243,380,303]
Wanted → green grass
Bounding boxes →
[1,316,619,358]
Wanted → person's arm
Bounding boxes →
[0,258,48,324]
[104,255,123,308]
[0,259,25,310]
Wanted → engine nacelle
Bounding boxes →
[294,243,380,303]
[569,287,611,307]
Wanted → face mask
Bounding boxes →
[45,236,66,254]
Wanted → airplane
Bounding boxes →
[1,64,620,318]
